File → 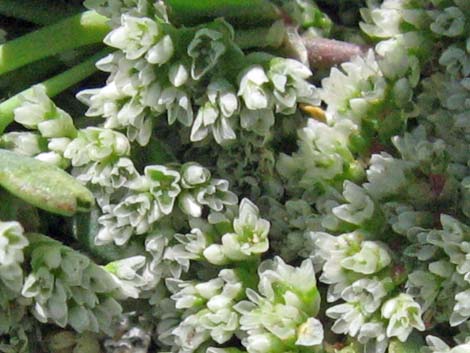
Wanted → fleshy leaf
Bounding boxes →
[0,149,94,216]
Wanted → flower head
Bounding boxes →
[144,165,181,215]
[188,27,228,80]
[381,293,425,342]
[104,14,173,64]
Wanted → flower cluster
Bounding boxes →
[167,269,244,352]
[1,0,470,351]
[21,233,123,334]
[79,1,319,149]
[0,221,28,299]
[235,257,323,353]
[0,220,29,337]
[0,85,78,167]
[95,162,237,246]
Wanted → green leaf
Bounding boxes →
[0,149,94,216]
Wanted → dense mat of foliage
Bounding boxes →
[0,0,469,352]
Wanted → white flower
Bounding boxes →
[197,269,243,344]
[244,333,279,353]
[105,256,147,299]
[48,137,72,154]
[196,179,238,212]
[168,277,223,309]
[0,132,44,156]
[295,318,323,346]
[320,51,384,124]
[450,289,470,326]
[217,199,270,261]
[146,34,174,65]
[64,127,130,167]
[199,307,239,344]
[95,213,134,245]
[209,79,239,118]
[364,152,415,200]
[277,119,356,187]
[158,86,194,126]
[14,85,76,138]
[360,2,403,38]
[381,293,425,341]
[191,79,238,144]
[190,101,220,141]
[35,151,66,167]
[0,221,28,293]
[74,157,140,191]
[333,181,375,226]
[0,221,28,266]
[203,244,227,265]
[308,231,386,300]
[188,28,227,80]
[327,302,365,336]
[22,266,55,301]
[77,82,124,119]
[178,191,203,218]
[144,165,181,215]
[175,228,210,259]
[13,85,55,128]
[113,192,161,234]
[258,257,319,313]
[104,14,173,63]
[342,279,388,313]
[181,162,211,188]
[341,241,392,275]
[268,58,319,114]
[169,62,189,87]
[357,321,388,353]
[172,315,211,352]
[238,65,271,110]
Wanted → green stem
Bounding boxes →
[0,10,109,76]
[0,0,81,25]
[165,0,280,26]
[235,21,286,49]
[0,45,103,94]
[0,50,108,134]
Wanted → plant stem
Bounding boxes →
[281,26,369,69]
[235,21,286,49]
[0,10,109,77]
[0,50,108,134]
[0,0,81,25]
[0,45,102,94]
[303,36,369,68]
[165,0,280,26]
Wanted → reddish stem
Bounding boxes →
[303,36,369,68]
